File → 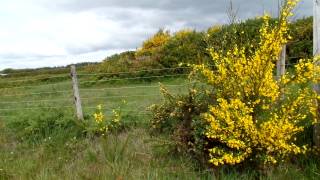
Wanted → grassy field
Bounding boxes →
[0,72,319,179]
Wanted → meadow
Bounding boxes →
[0,69,319,180]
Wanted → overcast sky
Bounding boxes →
[0,0,312,70]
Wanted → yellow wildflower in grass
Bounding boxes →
[92,104,123,135]
[191,0,316,166]
[94,105,105,123]
[112,109,121,123]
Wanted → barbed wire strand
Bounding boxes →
[0,72,190,90]
[0,113,151,118]
[0,99,154,109]
[0,66,220,90]
[0,97,73,105]
[79,74,189,84]
[0,90,73,97]
[0,81,72,90]
[0,82,191,98]
[77,66,194,76]
[0,68,69,75]
[80,83,191,92]
[81,94,161,101]
[1,65,213,81]
[0,106,74,111]
[1,65,192,77]
[0,83,191,105]
[0,105,150,112]
[0,91,168,105]
[0,74,70,83]
[77,65,218,77]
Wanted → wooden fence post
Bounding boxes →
[277,45,286,81]
[71,65,84,120]
[313,0,320,148]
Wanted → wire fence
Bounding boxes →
[0,66,193,120]
[0,61,300,120]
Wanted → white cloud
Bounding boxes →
[0,0,313,70]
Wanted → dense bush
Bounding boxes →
[206,16,312,64]
[85,51,168,80]
[158,30,210,68]
[206,18,268,58]
[149,84,214,165]
[135,29,171,59]
[287,17,313,62]
[151,0,317,168]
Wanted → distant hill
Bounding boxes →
[0,62,99,77]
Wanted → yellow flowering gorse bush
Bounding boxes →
[190,0,318,166]
[150,0,318,168]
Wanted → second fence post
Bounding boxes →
[71,65,84,121]
[277,45,286,81]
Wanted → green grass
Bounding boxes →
[0,74,319,179]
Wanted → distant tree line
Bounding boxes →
[90,16,312,76]
[2,16,312,78]
[0,62,99,77]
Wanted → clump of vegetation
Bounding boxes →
[151,0,317,169]
[4,103,126,144]
[155,29,209,68]
[6,108,84,144]
[85,104,124,135]
[136,29,171,59]
[287,17,313,62]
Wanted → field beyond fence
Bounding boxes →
[0,66,192,124]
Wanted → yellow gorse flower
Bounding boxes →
[92,104,123,135]
[191,0,315,166]
[94,104,105,123]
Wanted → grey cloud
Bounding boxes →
[1,0,312,70]
[50,0,312,57]
[51,0,268,13]
[51,0,311,18]
[58,0,311,32]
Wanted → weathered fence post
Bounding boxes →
[313,0,320,148]
[277,45,286,81]
[71,65,84,120]
[276,45,286,99]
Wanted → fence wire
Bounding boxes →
[0,97,73,105]
[0,90,73,97]
[80,83,191,92]
[0,68,192,120]
[0,81,72,90]
[0,74,69,83]
[0,60,310,125]
[79,74,189,84]
[77,66,193,76]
